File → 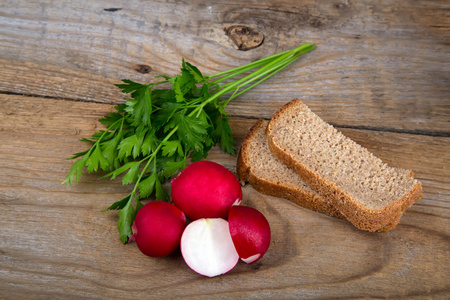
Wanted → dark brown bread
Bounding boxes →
[237,119,345,219]
[265,99,423,232]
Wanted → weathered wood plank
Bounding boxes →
[0,94,448,298]
[1,0,449,133]
[1,0,449,298]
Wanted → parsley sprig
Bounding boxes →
[63,43,316,243]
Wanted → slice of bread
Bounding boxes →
[237,119,345,219]
[265,99,423,232]
[237,119,404,231]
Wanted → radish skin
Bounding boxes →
[228,206,271,264]
[131,201,186,257]
[171,161,242,220]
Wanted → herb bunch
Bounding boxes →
[63,43,316,243]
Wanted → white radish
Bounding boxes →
[180,218,239,277]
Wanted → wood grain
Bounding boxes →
[1,0,449,298]
[1,0,449,132]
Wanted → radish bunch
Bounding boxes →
[130,160,271,277]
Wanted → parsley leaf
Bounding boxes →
[121,161,141,185]
[124,87,152,127]
[117,195,135,244]
[117,135,138,159]
[161,140,183,157]
[176,113,209,153]
[137,173,157,199]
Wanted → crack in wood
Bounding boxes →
[230,114,450,137]
[0,91,111,105]
[103,8,122,12]
[336,124,450,137]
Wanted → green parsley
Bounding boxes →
[63,43,316,244]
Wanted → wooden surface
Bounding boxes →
[1,0,449,298]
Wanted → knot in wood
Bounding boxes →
[134,64,153,74]
[224,25,264,51]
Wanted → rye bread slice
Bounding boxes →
[237,119,405,231]
[265,99,423,232]
[237,119,345,219]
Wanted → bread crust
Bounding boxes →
[265,99,423,232]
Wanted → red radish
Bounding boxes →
[228,206,271,264]
[171,161,242,220]
[180,218,239,277]
[130,201,186,257]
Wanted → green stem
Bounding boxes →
[226,44,316,102]
[192,43,315,115]
[217,44,313,91]
[208,43,312,86]
[207,43,311,80]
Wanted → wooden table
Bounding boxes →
[1,1,449,298]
